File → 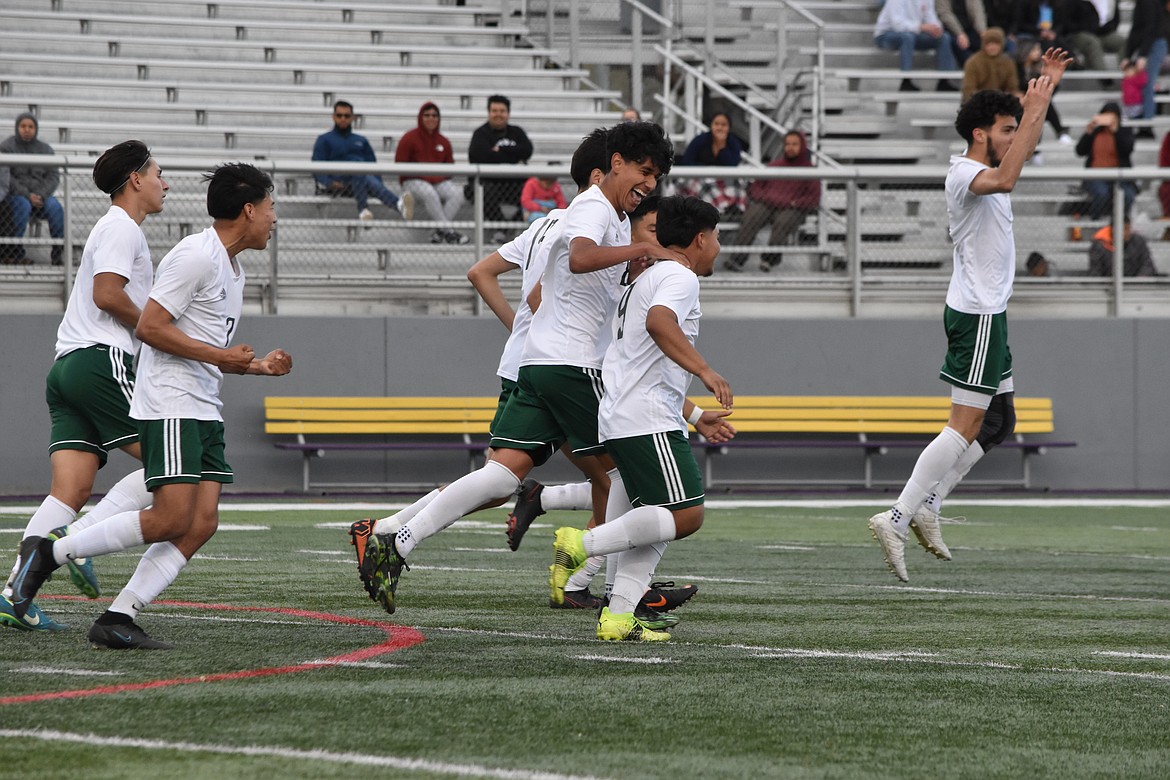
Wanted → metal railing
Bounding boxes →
[2,154,1167,319]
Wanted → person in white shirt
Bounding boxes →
[9,163,293,649]
[549,195,735,642]
[867,49,1073,583]
[874,0,959,92]
[360,122,683,616]
[1,141,166,633]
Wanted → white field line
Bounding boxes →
[217,524,270,531]
[757,544,817,551]
[149,612,318,626]
[814,582,1170,605]
[192,555,260,562]
[573,655,675,664]
[450,548,512,553]
[303,660,408,669]
[12,666,124,677]
[0,730,612,780]
[300,549,346,555]
[1110,526,1162,532]
[1094,651,1170,661]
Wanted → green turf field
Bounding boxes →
[1,499,1167,779]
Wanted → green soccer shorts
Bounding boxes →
[605,430,705,510]
[939,307,1013,396]
[488,378,519,438]
[46,345,138,467]
[139,418,234,490]
[489,364,606,467]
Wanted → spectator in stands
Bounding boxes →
[1088,220,1161,275]
[1065,0,1124,75]
[622,107,642,122]
[395,102,467,245]
[675,112,748,219]
[1157,130,1170,216]
[467,94,534,241]
[0,163,20,264]
[937,0,987,64]
[1121,58,1149,119]
[312,101,414,222]
[1075,101,1136,219]
[1025,251,1052,276]
[520,171,567,222]
[0,113,65,265]
[962,27,1020,101]
[725,130,820,273]
[1018,40,1073,144]
[874,0,959,92]
[1124,0,1170,132]
[983,0,1023,53]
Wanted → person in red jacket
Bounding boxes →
[395,101,468,244]
[725,130,821,272]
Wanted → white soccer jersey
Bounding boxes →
[495,210,565,382]
[598,261,701,442]
[521,185,629,370]
[945,154,1015,314]
[54,205,154,360]
[131,228,245,422]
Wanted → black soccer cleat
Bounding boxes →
[640,581,698,613]
[9,533,64,619]
[88,615,174,650]
[549,587,602,610]
[633,602,681,630]
[505,478,546,551]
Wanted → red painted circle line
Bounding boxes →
[0,596,425,706]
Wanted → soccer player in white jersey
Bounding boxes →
[868,48,1072,583]
[10,163,293,649]
[361,122,683,615]
[348,130,611,608]
[549,195,735,641]
[1,141,167,632]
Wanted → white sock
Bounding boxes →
[53,510,145,565]
[396,461,519,557]
[892,426,969,530]
[566,555,605,592]
[374,488,440,536]
[541,481,592,511]
[23,495,77,539]
[926,441,986,513]
[108,541,187,619]
[604,555,616,598]
[610,542,667,615]
[71,469,151,533]
[583,505,677,558]
[604,468,633,521]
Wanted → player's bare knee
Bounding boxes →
[673,506,705,539]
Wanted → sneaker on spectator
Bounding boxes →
[1030,151,1044,166]
[358,208,375,221]
[490,230,509,245]
[444,230,470,245]
[1058,133,1074,145]
[396,192,415,220]
[430,230,447,244]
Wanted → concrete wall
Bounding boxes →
[1,314,1167,495]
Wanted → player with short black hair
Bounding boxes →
[550,195,735,641]
[10,163,293,649]
[1,140,167,632]
[868,49,1073,582]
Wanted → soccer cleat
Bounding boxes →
[0,595,68,632]
[640,581,698,612]
[365,532,408,615]
[506,478,545,551]
[548,527,587,606]
[633,603,680,630]
[550,587,601,610]
[596,607,670,642]
[88,617,174,650]
[910,507,953,561]
[349,518,377,599]
[10,532,64,619]
[61,529,100,600]
[868,511,909,582]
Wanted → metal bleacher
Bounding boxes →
[0,0,625,276]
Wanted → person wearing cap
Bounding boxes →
[0,113,65,264]
[1075,101,1136,220]
[961,28,1020,102]
[0,141,168,632]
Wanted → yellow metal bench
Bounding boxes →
[685,395,1075,489]
[265,396,499,491]
[265,395,1074,492]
